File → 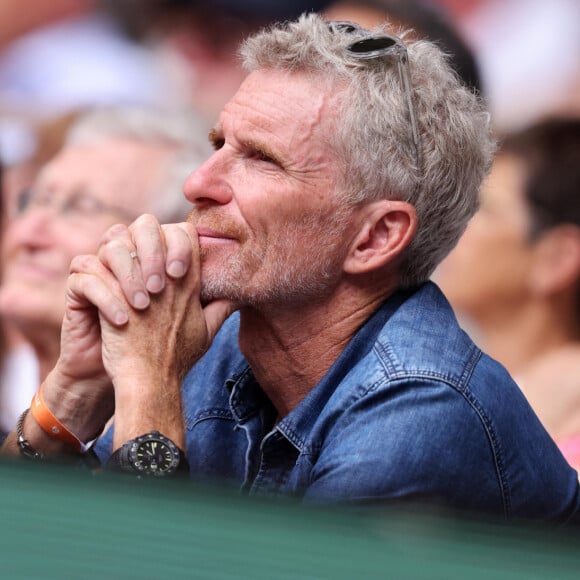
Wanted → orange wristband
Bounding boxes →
[30,389,87,453]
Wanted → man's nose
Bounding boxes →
[6,204,56,248]
[183,150,234,207]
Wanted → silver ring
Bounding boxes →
[129,251,138,260]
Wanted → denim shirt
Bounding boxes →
[95,282,580,522]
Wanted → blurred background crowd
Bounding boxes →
[0,0,579,470]
[1,0,578,166]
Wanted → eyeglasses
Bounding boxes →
[327,21,422,173]
[14,187,136,224]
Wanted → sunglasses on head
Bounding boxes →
[327,21,422,173]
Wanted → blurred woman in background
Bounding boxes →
[436,118,580,469]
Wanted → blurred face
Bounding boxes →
[436,153,535,322]
[184,69,354,307]
[0,138,172,332]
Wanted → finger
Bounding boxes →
[98,222,133,249]
[96,237,150,310]
[162,222,196,280]
[130,214,167,294]
[97,222,151,309]
[67,268,129,327]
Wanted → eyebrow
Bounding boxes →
[208,127,224,149]
[209,126,282,164]
[247,139,280,163]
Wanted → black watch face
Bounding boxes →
[130,437,179,475]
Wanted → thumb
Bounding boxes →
[203,299,237,341]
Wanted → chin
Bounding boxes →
[199,284,232,305]
[0,286,60,321]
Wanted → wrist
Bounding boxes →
[31,388,97,453]
[11,408,101,471]
[112,376,184,449]
[17,407,81,457]
[41,369,114,443]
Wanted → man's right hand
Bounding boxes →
[40,214,212,444]
[93,215,235,447]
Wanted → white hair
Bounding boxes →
[66,105,213,223]
[240,14,496,287]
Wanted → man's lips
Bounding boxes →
[196,227,237,240]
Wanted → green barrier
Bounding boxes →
[0,458,579,579]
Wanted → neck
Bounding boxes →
[473,296,579,376]
[238,283,394,417]
[481,293,580,442]
[516,342,580,441]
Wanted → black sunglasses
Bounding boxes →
[327,21,422,172]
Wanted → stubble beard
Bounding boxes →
[198,209,351,308]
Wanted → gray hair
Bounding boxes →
[65,106,212,223]
[240,13,495,287]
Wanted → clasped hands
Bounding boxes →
[42,214,235,447]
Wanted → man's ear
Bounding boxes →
[528,225,580,295]
[343,200,417,275]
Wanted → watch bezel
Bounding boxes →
[126,431,182,476]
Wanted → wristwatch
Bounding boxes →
[107,431,188,477]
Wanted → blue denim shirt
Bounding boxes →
[95,282,580,522]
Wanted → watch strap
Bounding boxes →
[106,445,133,473]
[107,431,188,477]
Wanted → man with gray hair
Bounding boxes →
[0,105,211,436]
[4,14,579,523]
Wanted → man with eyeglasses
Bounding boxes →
[3,14,579,523]
[0,106,211,439]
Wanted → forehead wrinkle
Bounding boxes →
[223,70,337,171]
[284,94,328,161]
[283,92,340,176]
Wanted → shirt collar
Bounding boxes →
[276,288,417,451]
[224,287,419,452]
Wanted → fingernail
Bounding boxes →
[133,292,149,309]
[146,275,163,293]
[115,310,128,325]
[167,261,185,278]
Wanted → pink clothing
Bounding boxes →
[557,436,580,471]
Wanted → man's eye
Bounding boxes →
[257,152,274,163]
[253,149,278,165]
[212,138,225,151]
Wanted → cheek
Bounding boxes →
[472,221,530,274]
[1,228,19,257]
[439,222,532,303]
[454,215,524,268]
[238,180,342,253]
[0,220,34,265]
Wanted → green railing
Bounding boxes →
[1,458,579,578]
